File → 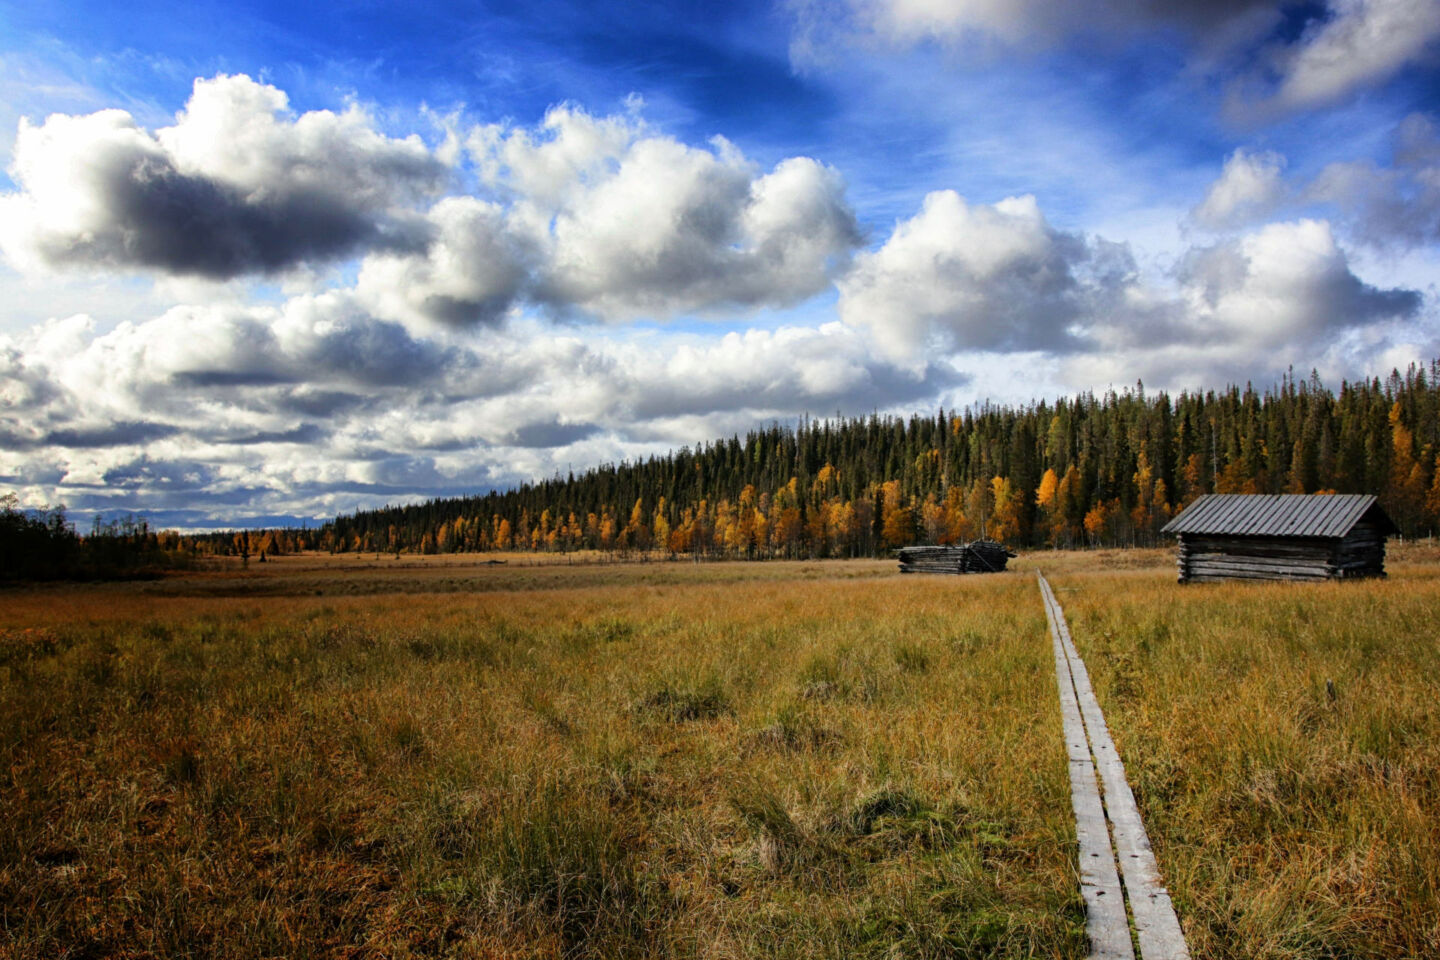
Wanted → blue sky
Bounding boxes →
[2,0,1438,527]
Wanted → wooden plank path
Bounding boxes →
[1038,573,1190,960]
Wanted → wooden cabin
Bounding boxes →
[1161,494,1398,583]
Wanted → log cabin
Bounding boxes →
[1161,494,1399,583]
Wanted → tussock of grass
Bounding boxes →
[747,702,842,753]
[847,784,926,834]
[632,678,732,722]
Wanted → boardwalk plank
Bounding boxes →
[1039,573,1191,960]
[1039,576,1134,960]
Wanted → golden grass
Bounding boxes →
[6,542,1438,957]
[1047,542,1440,959]
[0,561,1083,958]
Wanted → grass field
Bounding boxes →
[1047,543,1440,960]
[2,546,1437,958]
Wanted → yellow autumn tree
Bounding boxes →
[880,480,915,548]
[828,499,857,556]
[964,476,993,538]
[1083,500,1112,546]
[812,463,838,498]
[942,485,970,543]
[1388,402,1426,531]
[989,475,1021,543]
[653,498,671,554]
[1035,467,1059,545]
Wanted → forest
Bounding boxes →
[7,363,1440,573]
[304,363,1440,559]
[0,495,191,580]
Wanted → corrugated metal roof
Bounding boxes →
[1161,494,1398,538]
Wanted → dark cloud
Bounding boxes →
[46,157,420,278]
[302,315,458,387]
[171,369,298,388]
[2,75,446,279]
[206,423,330,445]
[0,421,180,450]
[506,419,601,448]
[100,456,218,490]
[45,421,182,448]
[263,388,377,419]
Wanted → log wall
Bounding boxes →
[1176,527,1386,583]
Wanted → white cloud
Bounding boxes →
[1172,218,1416,342]
[0,81,865,329]
[1074,218,1427,386]
[1192,148,1288,229]
[473,106,861,321]
[1269,0,1440,111]
[797,0,1440,113]
[0,288,955,522]
[1308,112,1440,247]
[1200,114,1440,249]
[355,196,531,329]
[793,0,1283,55]
[839,187,1423,385]
[0,74,447,278]
[838,191,1097,362]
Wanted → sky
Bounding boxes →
[2,0,1439,529]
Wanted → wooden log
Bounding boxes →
[897,540,1014,575]
[1183,562,1333,579]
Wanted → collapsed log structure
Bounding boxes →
[897,540,1016,574]
[1162,494,1398,583]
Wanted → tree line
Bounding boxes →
[0,496,196,580]
[7,362,1439,576]
[312,363,1440,558]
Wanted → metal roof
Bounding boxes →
[1161,494,1399,539]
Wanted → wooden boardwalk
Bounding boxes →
[1038,573,1190,960]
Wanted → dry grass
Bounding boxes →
[1045,541,1440,959]
[0,559,1082,958]
[6,543,1438,958]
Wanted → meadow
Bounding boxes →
[1,546,1437,958]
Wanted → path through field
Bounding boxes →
[1039,572,1190,960]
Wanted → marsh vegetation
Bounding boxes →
[2,546,1437,957]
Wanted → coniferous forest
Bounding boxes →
[10,363,1440,574]
[310,363,1440,559]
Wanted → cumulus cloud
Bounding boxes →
[1,81,863,329]
[839,187,1423,387]
[1074,218,1426,386]
[1202,114,1440,248]
[0,74,446,278]
[1172,218,1416,341]
[0,83,863,334]
[355,197,532,329]
[1192,148,1288,229]
[468,105,862,321]
[838,191,1102,361]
